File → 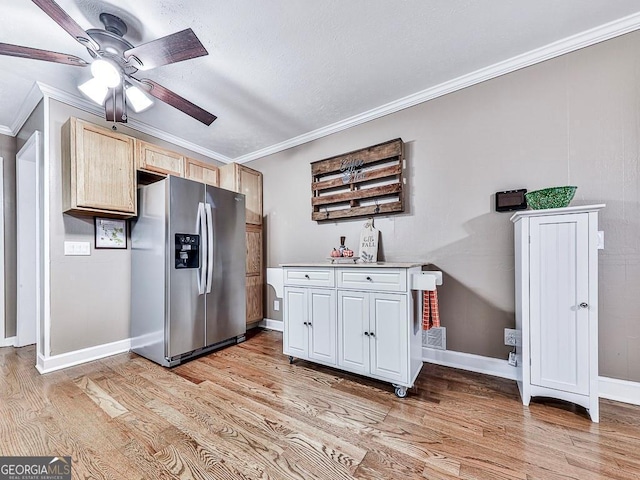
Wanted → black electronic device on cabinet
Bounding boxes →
[495,189,527,212]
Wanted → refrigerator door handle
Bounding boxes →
[197,202,207,295]
[205,203,214,294]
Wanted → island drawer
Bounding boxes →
[337,268,406,292]
[284,268,335,288]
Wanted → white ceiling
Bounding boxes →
[3,1,640,163]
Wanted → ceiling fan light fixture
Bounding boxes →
[90,59,121,88]
[125,85,154,112]
[78,78,109,105]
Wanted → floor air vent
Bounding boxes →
[425,327,446,350]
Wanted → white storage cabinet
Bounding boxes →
[511,205,604,422]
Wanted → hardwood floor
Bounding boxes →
[1,329,640,479]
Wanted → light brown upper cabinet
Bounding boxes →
[136,140,185,177]
[185,157,219,186]
[62,117,136,217]
[219,163,263,225]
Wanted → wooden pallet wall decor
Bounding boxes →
[311,138,405,222]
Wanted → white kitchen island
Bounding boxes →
[281,262,442,397]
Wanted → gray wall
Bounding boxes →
[249,30,640,382]
[47,100,223,355]
[0,133,16,339]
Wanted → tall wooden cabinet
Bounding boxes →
[62,117,136,217]
[511,205,604,422]
[220,163,263,324]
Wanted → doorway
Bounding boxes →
[16,131,40,347]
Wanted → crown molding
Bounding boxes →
[234,11,640,164]
[4,12,640,161]
[3,82,233,163]
[36,83,233,163]
[0,82,44,136]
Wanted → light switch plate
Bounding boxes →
[597,231,604,250]
[64,241,90,256]
[273,300,280,311]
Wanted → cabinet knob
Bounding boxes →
[366,276,373,281]
[364,332,369,336]
[308,322,312,327]
[370,332,375,337]
[303,321,308,326]
[304,274,310,279]
[579,302,589,309]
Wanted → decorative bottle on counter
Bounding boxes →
[339,236,346,256]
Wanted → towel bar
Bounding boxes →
[410,271,443,291]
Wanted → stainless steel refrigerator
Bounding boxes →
[130,175,246,367]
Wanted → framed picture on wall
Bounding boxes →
[94,217,127,249]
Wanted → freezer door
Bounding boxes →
[205,185,247,345]
[167,176,207,359]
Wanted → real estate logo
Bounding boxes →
[0,456,71,480]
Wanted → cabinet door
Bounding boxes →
[245,225,263,324]
[308,289,336,365]
[338,291,369,375]
[186,158,219,186]
[66,118,136,215]
[137,140,185,176]
[369,293,408,383]
[246,225,262,277]
[283,287,308,358]
[238,166,262,225]
[246,274,263,324]
[530,213,589,395]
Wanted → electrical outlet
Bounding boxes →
[508,352,517,366]
[504,328,518,346]
[273,300,280,312]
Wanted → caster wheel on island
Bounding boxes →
[394,386,408,398]
[288,356,294,364]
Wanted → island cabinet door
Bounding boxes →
[337,290,369,375]
[307,288,337,365]
[369,293,408,384]
[283,287,308,359]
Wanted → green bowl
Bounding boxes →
[525,186,577,210]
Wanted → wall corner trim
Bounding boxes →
[423,347,518,381]
[598,376,640,406]
[35,338,131,374]
[258,318,284,332]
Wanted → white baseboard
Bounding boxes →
[258,318,284,332]
[423,347,518,381]
[422,348,640,407]
[36,338,131,374]
[598,376,640,406]
[0,336,15,347]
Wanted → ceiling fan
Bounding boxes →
[0,0,216,125]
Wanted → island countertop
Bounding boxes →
[279,261,427,268]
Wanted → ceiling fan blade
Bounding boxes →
[31,0,98,51]
[124,28,207,71]
[129,77,216,125]
[0,42,88,66]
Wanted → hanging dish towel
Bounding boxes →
[422,289,440,330]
